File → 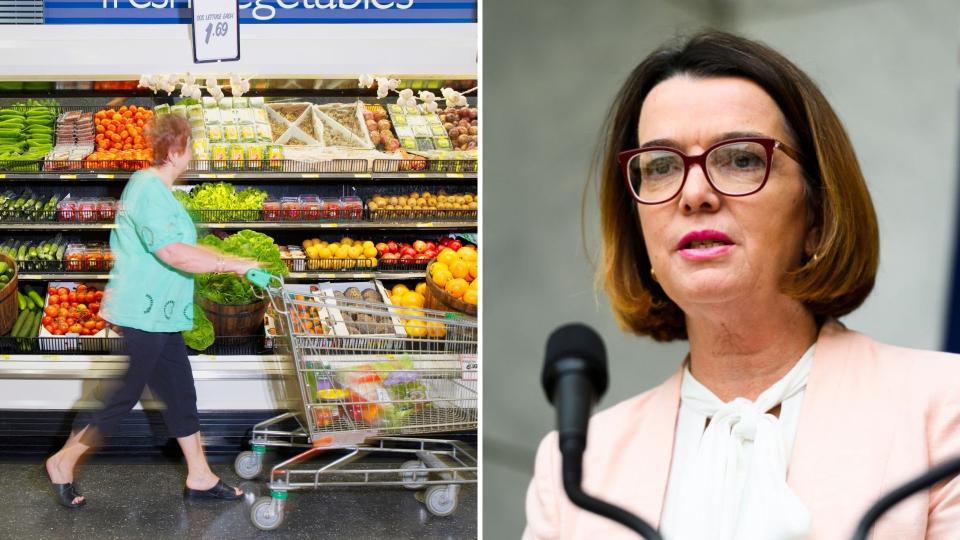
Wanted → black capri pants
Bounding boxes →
[74,326,201,441]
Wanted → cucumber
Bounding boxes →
[10,309,30,337]
[0,261,6,274]
[16,291,27,311]
[24,286,44,311]
[26,310,42,338]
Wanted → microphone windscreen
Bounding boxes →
[542,323,609,403]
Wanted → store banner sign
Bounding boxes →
[44,0,476,24]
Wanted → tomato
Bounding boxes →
[59,294,68,304]
[58,322,69,333]
[89,302,100,313]
[49,296,59,306]
[42,316,52,325]
[95,291,104,300]
[77,284,87,294]
[52,328,64,336]
[95,321,106,330]
[67,292,76,302]
[48,286,57,295]
[66,318,75,326]
[83,320,96,329]
[56,308,68,318]
[77,304,86,312]
[44,306,58,316]
[68,324,82,334]
[57,287,68,296]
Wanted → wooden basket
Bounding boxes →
[0,253,18,336]
[196,295,269,337]
[424,260,477,316]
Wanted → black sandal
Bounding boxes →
[44,466,86,508]
[184,479,242,501]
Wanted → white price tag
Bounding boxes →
[192,0,240,64]
[459,354,478,381]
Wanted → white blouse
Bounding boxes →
[659,346,815,540]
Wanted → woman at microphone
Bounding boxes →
[524,31,960,539]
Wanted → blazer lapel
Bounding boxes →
[787,320,897,537]
[594,367,683,529]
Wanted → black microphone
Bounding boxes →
[542,323,662,540]
[851,455,960,540]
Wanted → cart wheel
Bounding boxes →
[235,451,263,480]
[400,460,428,490]
[251,497,284,531]
[424,485,458,517]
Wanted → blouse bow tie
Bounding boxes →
[666,347,814,540]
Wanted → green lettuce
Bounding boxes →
[182,303,215,351]
[195,230,288,306]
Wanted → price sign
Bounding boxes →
[192,0,240,64]
[459,354,478,381]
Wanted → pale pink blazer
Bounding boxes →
[524,320,960,539]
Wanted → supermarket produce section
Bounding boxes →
[0,80,478,453]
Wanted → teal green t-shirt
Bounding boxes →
[99,170,197,332]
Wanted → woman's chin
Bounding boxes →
[663,276,746,307]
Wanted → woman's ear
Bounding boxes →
[804,223,820,257]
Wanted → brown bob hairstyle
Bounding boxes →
[597,31,879,342]
[146,113,191,167]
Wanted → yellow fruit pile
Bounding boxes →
[388,284,446,338]
[303,237,379,270]
[429,246,478,305]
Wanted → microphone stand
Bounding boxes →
[852,455,960,540]
[561,439,663,540]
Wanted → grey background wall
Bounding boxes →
[483,0,960,537]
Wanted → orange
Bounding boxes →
[433,269,453,288]
[335,246,350,259]
[318,246,333,259]
[363,245,379,258]
[404,320,428,338]
[429,262,449,277]
[437,248,460,267]
[457,246,478,262]
[470,277,479,290]
[401,291,425,308]
[468,261,478,280]
[392,284,410,297]
[415,282,427,296]
[445,278,468,299]
[426,321,447,338]
[348,245,364,259]
[340,237,354,247]
[449,260,469,280]
[463,289,478,305]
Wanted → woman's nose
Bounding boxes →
[678,162,721,214]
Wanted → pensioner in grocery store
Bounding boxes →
[525,31,960,540]
[44,113,261,508]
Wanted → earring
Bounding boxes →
[811,253,819,262]
[650,267,658,283]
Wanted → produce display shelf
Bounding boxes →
[0,171,477,182]
[0,354,290,380]
[0,221,477,231]
[16,271,427,281]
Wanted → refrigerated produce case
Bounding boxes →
[0,79,478,453]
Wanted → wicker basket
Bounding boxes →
[424,260,477,316]
[0,253,19,336]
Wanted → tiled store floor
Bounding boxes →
[0,453,476,540]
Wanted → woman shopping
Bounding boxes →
[44,113,261,508]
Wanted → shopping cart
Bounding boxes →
[236,270,478,531]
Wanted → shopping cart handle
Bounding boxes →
[246,268,277,289]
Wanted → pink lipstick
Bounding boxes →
[677,230,734,261]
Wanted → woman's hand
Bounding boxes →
[223,256,265,277]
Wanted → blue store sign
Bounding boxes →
[44,0,476,24]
